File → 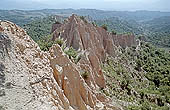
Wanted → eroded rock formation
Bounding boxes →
[52,14,136,53]
[0,19,122,109]
[52,14,136,92]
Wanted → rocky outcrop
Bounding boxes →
[0,21,61,110]
[0,33,11,58]
[52,15,136,52]
[49,45,119,110]
[52,14,136,90]
[51,15,67,34]
[0,20,122,110]
[51,22,62,34]
[112,34,136,48]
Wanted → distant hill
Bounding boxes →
[95,17,144,35]
[73,9,170,22]
[142,16,170,48]
[1,9,170,26]
[0,10,49,26]
[143,16,170,34]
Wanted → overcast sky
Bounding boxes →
[1,0,170,11]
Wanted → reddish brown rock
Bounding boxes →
[112,34,136,48]
[52,14,136,91]
[0,17,125,110]
[51,22,62,33]
[49,44,120,110]
[0,26,4,32]
[0,21,117,110]
[52,14,137,58]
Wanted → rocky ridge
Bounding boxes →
[0,18,125,109]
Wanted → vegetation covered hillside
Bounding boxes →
[23,16,66,42]
[102,42,170,110]
[95,17,144,35]
[0,10,47,26]
[142,16,170,48]
[95,16,170,49]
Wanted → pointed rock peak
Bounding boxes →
[70,14,77,18]
[67,14,77,21]
[69,14,82,20]
[67,14,89,24]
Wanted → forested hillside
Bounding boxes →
[23,16,66,42]
[142,16,170,48]
[95,17,144,35]
[102,42,170,110]
[94,16,170,49]
[0,10,47,26]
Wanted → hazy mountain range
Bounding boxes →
[0,9,170,48]
[1,9,170,25]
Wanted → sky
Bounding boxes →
[0,0,170,11]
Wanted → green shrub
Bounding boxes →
[80,16,88,23]
[128,105,140,110]
[65,47,78,59]
[92,22,97,26]
[101,24,108,31]
[124,32,133,35]
[55,38,64,47]
[111,30,117,35]
[38,40,53,51]
[81,71,89,79]
[141,101,151,110]
[75,54,83,64]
